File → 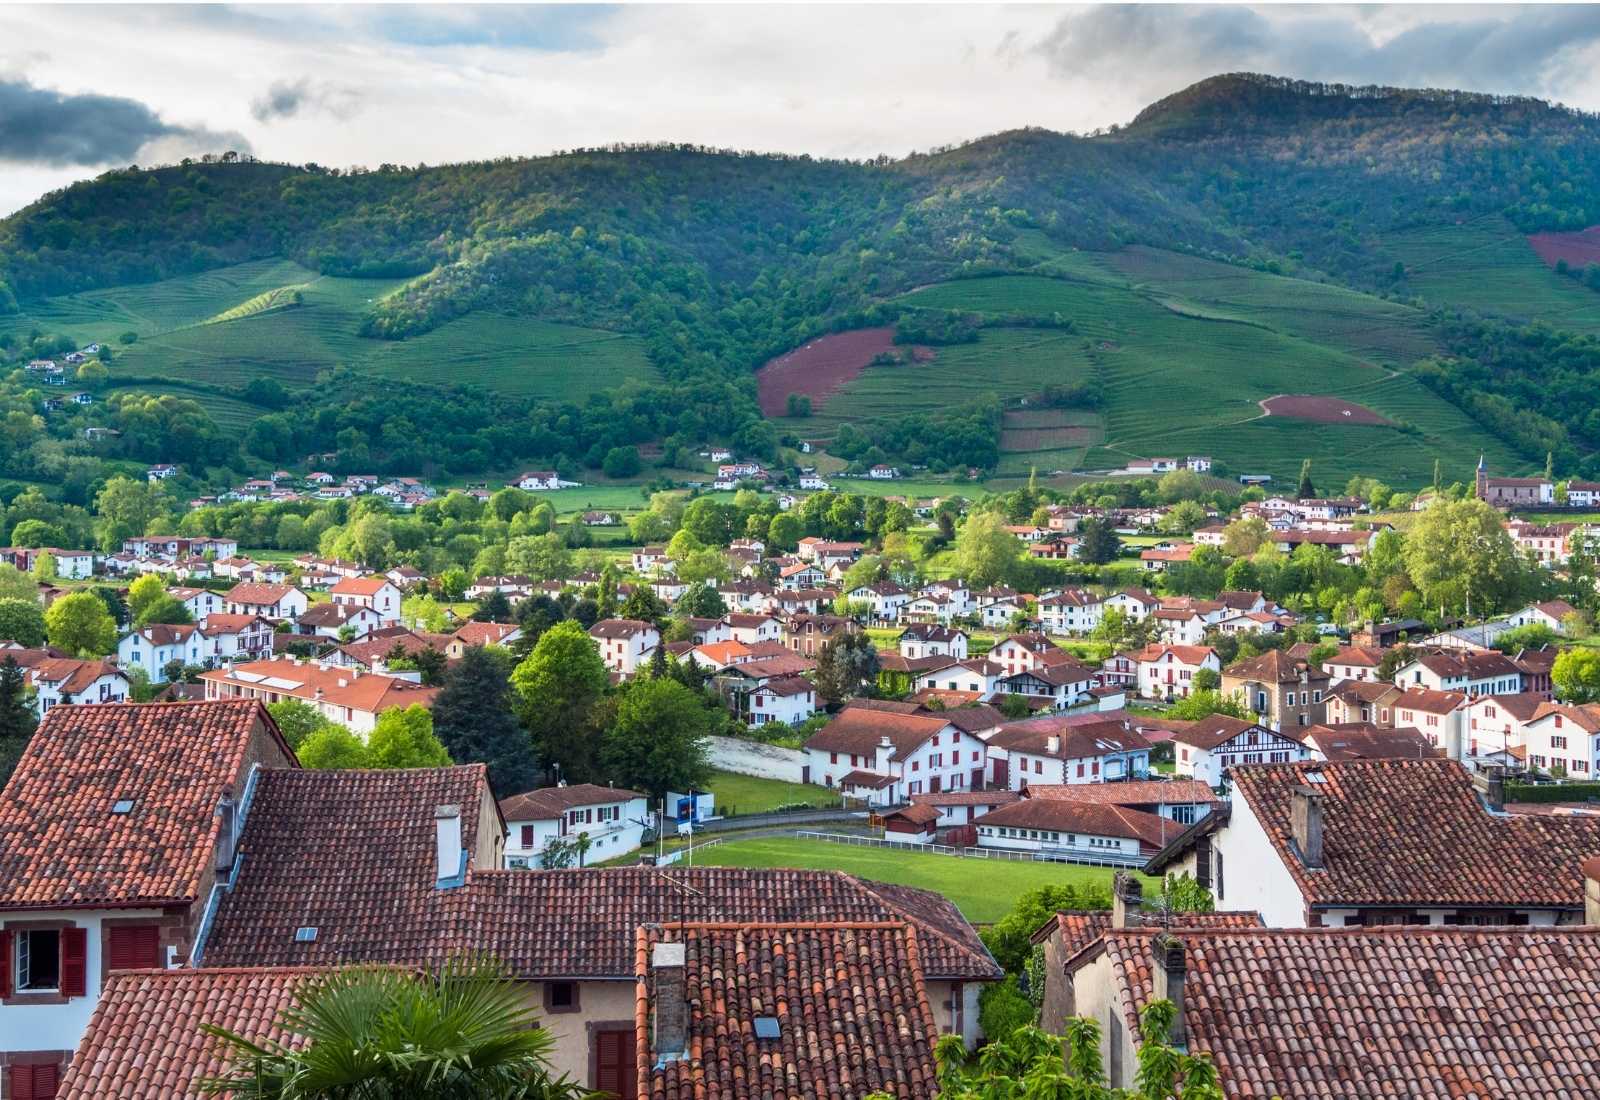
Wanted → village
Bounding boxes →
[2,445,1600,1097]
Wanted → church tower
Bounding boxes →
[1475,454,1487,501]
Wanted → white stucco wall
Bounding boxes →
[1211,787,1306,927]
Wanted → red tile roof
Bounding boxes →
[804,704,950,759]
[1092,926,1600,1099]
[0,701,290,910]
[201,766,493,967]
[975,800,1177,851]
[59,966,324,1099]
[499,783,645,821]
[452,621,518,646]
[1231,759,1600,911]
[1022,779,1220,806]
[988,715,1152,759]
[1303,723,1437,760]
[1035,908,1262,956]
[329,575,392,596]
[224,582,299,606]
[1167,714,1268,750]
[637,923,939,1100]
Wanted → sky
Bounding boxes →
[3,4,1600,215]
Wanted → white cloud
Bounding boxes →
[0,4,1598,216]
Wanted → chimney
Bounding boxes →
[1585,859,1600,925]
[1111,871,1143,929]
[214,791,237,873]
[1484,767,1505,813]
[651,941,688,1059]
[1150,933,1186,1047]
[1290,784,1325,869]
[434,804,463,886]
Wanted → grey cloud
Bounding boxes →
[250,78,362,124]
[0,77,248,167]
[1035,6,1600,105]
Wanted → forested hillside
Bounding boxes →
[5,71,1600,488]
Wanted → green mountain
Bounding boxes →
[5,72,1600,490]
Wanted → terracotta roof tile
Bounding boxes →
[0,700,287,909]
[804,705,950,759]
[638,923,939,1100]
[1036,907,1262,956]
[1232,759,1600,910]
[1022,779,1219,806]
[499,783,645,821]
[59,967,323,1099]
[1096,926,1600,1099]
[975,800,1178,850]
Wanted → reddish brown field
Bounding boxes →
[1527,227,1600,270]
[1260,394,1394,426]
[757,328,927,415]
[1000,427,1101,450]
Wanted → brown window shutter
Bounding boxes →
[109,925,161,971]
[60,926,88,997]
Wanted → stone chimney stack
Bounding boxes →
[1290,783,1325,869]
[1111,871,1143,929]
[652,941,688,1059]
[1485,768,1505,814]
[1150,933,1187,1047]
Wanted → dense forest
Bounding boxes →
[5,71,1600,484]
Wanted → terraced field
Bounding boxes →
[22,260,659,399]
[1387,217,1600,333]
[108,382,268,432]
[795,254,1533,486]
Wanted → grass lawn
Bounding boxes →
[694,837,1157,922]
[706,771,841,816]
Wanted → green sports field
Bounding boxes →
[693,836,1156,922]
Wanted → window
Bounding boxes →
[543,981,580,1014]
[1553,735,1569,750]
[1034,760,1043,775]
[8,1064,60,1100]
[107,925,161,972]
[16,929,61,991]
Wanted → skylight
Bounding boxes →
[111,799,135,814]
[753,1017,780,1040]
[295,927,319,942]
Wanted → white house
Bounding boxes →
[1146,758,1600,929]
[1507,600,1579,635]
[199,658,437,736]
[985,715,1152,788]
[512,471,561,490]
[1521,703,1600,778]
[914,659,1007,699]
[746,676,817,728]
[147,464,178,481]
[989,634,1065,677]
[724,613,782,646]
[329,576,404,626]
[39,548,93,580]
[1133,644,1220,701]
[294,602,385,641]
[223,582,308,621]
[1170,714,1309,787]
[168,586,223,622]
[588,619,660,677]
[848,581,910,623]
[196,613,276,665]
[1392,650,1523,697]
[803,704,977,803]
[1037,589,1104,636]
[29,658,129,716]
[1104,588,1159,622]
[117,624,208,683]
[500,784,651,867]
[1464,693,1546,761]
[996,660,1099,710]
[898,624,968,660]
[1322,644,1383,684]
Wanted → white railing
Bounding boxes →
[793,830,1147,868]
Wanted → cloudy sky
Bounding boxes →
[3,4,1600,215]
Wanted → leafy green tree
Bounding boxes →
[600,678,712,801]
[601,445,641,478]
[815,631,880,703]
[953,511,1023,588]
[1166,688,1253,721]
[1297,458,1316,499]
[1554,648,1600,703]
[366,704,452,769]
[977,976,1036,1045]
[1161,500,1207,534]
[201,961,586,1099]
[436,646,540,794]
[9,520,64,549]
[1157,469,1207,503]
[44,591,117,656]
[676,582,726,619]
[266,700,334,750]
[0,565,36,603]
[1221,517,1270,558]
[0,656,38,789]
[1403,498,1521,616]
[474,589,513,623]
[297,725,371,769]
[1077,517,1121,565]
[126,573,168,621]
[1191,667,1220,692]
[982,883,1110,975]
[620,585,667,626]
[30,551,57,582]
[506,533,571,581]
[0,598,46,647]
[94,475,170,551]
[135,595,192,627]
[511,621,610,783]
[767,512,802,552]
[785,393,812,417]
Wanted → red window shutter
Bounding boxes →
[13,1063,60,1100]
[0,928,11,997]
[60,926,87,997]
[108,925,161,971]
